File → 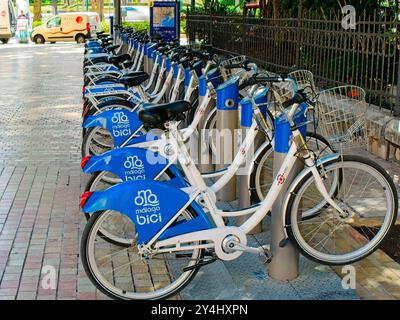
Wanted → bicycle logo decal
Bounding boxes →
[134,189,162,226]
[103,88,116,93]
[111,112,132,137]
[111,112,129,123]
[124,156,144,169]
[124,156,146,181]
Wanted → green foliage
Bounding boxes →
[280,0,398,18]
[122,21,150,31]
[101,20,110,33]
[187,0,242,15]
[100,20,150,34]
[180,19,186,34]
[32,20,43,28]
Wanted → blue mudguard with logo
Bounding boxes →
[83,110,143,147]
[83,147,169,181]
[82,181,213,244]
[83,147,187,187]
[83,85,126,97]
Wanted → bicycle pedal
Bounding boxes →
[259,245,272,264]
[279,238,290,248]
[259,255,272,264]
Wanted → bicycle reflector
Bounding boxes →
[81,155,91,169]
[80,191,93,208]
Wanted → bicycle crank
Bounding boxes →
[222,237,273,264]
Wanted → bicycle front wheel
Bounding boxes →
[250,132,334,204]
[286,155,398,265]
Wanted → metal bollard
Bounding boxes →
[216,77,240,202]
[143,44,149,74]
[122,41,128,54]
[148,46,154,75]
[184,66,191,95]
[145,44,154,75]
[268,104,308,281]
[109,16,114,36]
[237,87,269,233]
[121,33,128,54]
[197,75,215,173]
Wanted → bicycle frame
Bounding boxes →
[84,80,272,182]
[142,119,345,261]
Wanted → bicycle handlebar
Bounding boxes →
[282,90,308,109]
[238,74,290,90]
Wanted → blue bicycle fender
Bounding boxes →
[83,181,212,244]
[166,165,189,188]
[158,200,213,241]
[83,110,143,147]
[83,147,170,182]
[83,86,126,97]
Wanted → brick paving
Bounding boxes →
[0,43,108,300]
[0,43,399,300]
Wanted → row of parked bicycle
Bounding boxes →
[78,27,398,300]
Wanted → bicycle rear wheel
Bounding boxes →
[285,155,398,265]
[81,209,204,300]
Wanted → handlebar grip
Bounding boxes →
[282,92,307,109]
[223,63,242,70]
[238,77,257,90]
[254,76,285,83]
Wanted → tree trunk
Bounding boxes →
[272,0,280,19]
[259,0,268,18]
[33,0,42,21]
[91,0,96,12]
[52,0,58,15]
[96,0,104,20]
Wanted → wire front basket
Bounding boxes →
[270,70,316,105]
[219,55,247,79]
[289,70,316,92]
[316,85,368,152]
[220,55,247,67]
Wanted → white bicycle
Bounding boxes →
[80,83,398,300]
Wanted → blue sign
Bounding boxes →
[150,1,180,41]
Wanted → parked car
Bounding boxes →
[31,12,101,44]
[0,0,16,44]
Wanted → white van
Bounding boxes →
[0,0,16,44]
[31,12,101,44]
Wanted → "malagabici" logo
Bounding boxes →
[134,189,162,225]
